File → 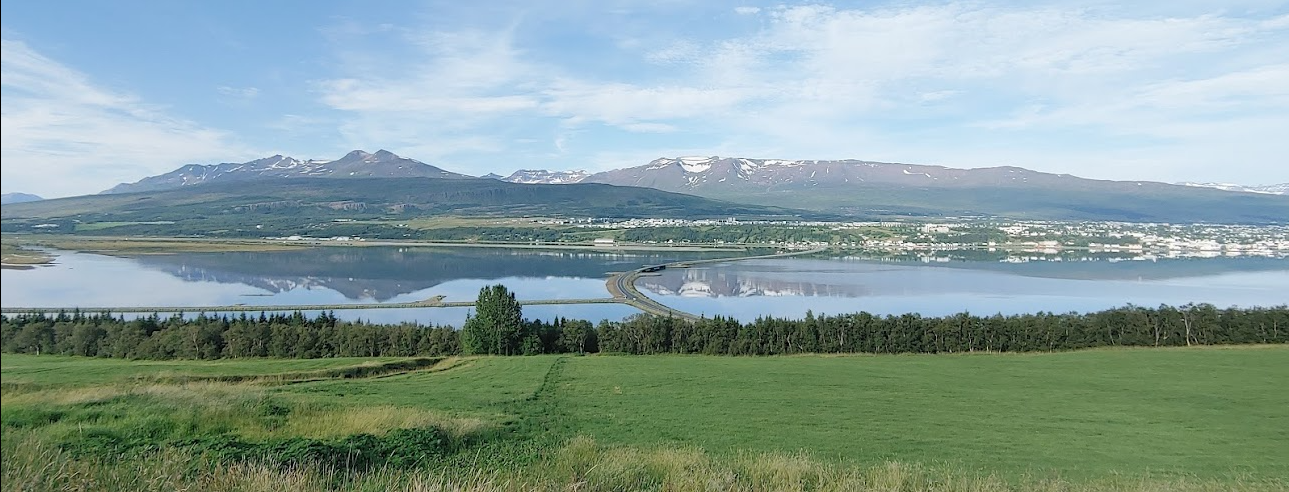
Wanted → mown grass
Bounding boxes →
[280,355,557,415]
[2,347,1287,491]
[548,347,1289,479]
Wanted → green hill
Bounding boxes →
[0,177,807,237]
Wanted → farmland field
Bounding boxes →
[2,347,1286,491]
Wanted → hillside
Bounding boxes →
[80,150,1289,223]
[1,177,805,237]
[571,157,1289,223]
[0,193,43,205]
[103,150,471,194]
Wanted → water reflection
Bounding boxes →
[4,248,1285,325]
[638,257,1289,321]
[130,247,732,301]
[0,247,714,324]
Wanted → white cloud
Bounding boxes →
[216,85,260,99]
[541,80,762,128]
[312,3,1289,183]
[626,3,1289,182]
[618,122,679,133]
[0,39,254,197]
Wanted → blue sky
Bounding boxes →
[2,0,1287,197]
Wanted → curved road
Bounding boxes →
[607,246,828,321]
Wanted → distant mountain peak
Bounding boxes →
[1,192,43,205]
[502,169,591,184]
[103,150,470,194]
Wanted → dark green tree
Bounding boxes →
[461,284,524,355]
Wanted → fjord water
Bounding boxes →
[638,255,1289,321]
[3,246,1286,325]
[1,246,737,325]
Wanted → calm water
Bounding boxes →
[638,256,1289,321]
[2,247,1285,325]
[0,247,730,325]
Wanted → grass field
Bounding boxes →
[1,355,418,387]
[2,347,1286,491]
[546,348,1289,478]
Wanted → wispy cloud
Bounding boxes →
[216,85,260,99]
[1,39,254,197]
[313,2,1289,182]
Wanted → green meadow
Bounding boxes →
[3,347,1287,491]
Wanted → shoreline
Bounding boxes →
[1,234,750,255]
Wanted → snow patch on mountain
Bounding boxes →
[902,169,933,178]
[1178,182,1288,195]
[680,160,713,173]
[103,150,470,194]
[502,169,590,184]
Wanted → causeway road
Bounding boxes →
[607,246,828,321]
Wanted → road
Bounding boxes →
[606,246,828,321]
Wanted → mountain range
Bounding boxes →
[3,163,799,238]
[500,169,591,184]
[105,150,469,194]
[492,157,1287,196]
[512,156,1288,223]
[20,149,1286,225]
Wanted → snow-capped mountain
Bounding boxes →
[1178,182,1288,195]
[502,169,590,184]
[581,156,1085,192]
[563,155,1288,223]
[103,150,471,194]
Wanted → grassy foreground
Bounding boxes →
[2,348,1286,491]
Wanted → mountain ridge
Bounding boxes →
[498,155,1288,223]
[103,149,470,194]
[1,193,44,205]
[79,152,1289,224]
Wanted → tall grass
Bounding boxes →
[4,433,1282,492]
[5,351,1286,491]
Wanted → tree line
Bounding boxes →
[2,289,1282,360]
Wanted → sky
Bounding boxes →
[2,0,1288,198]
